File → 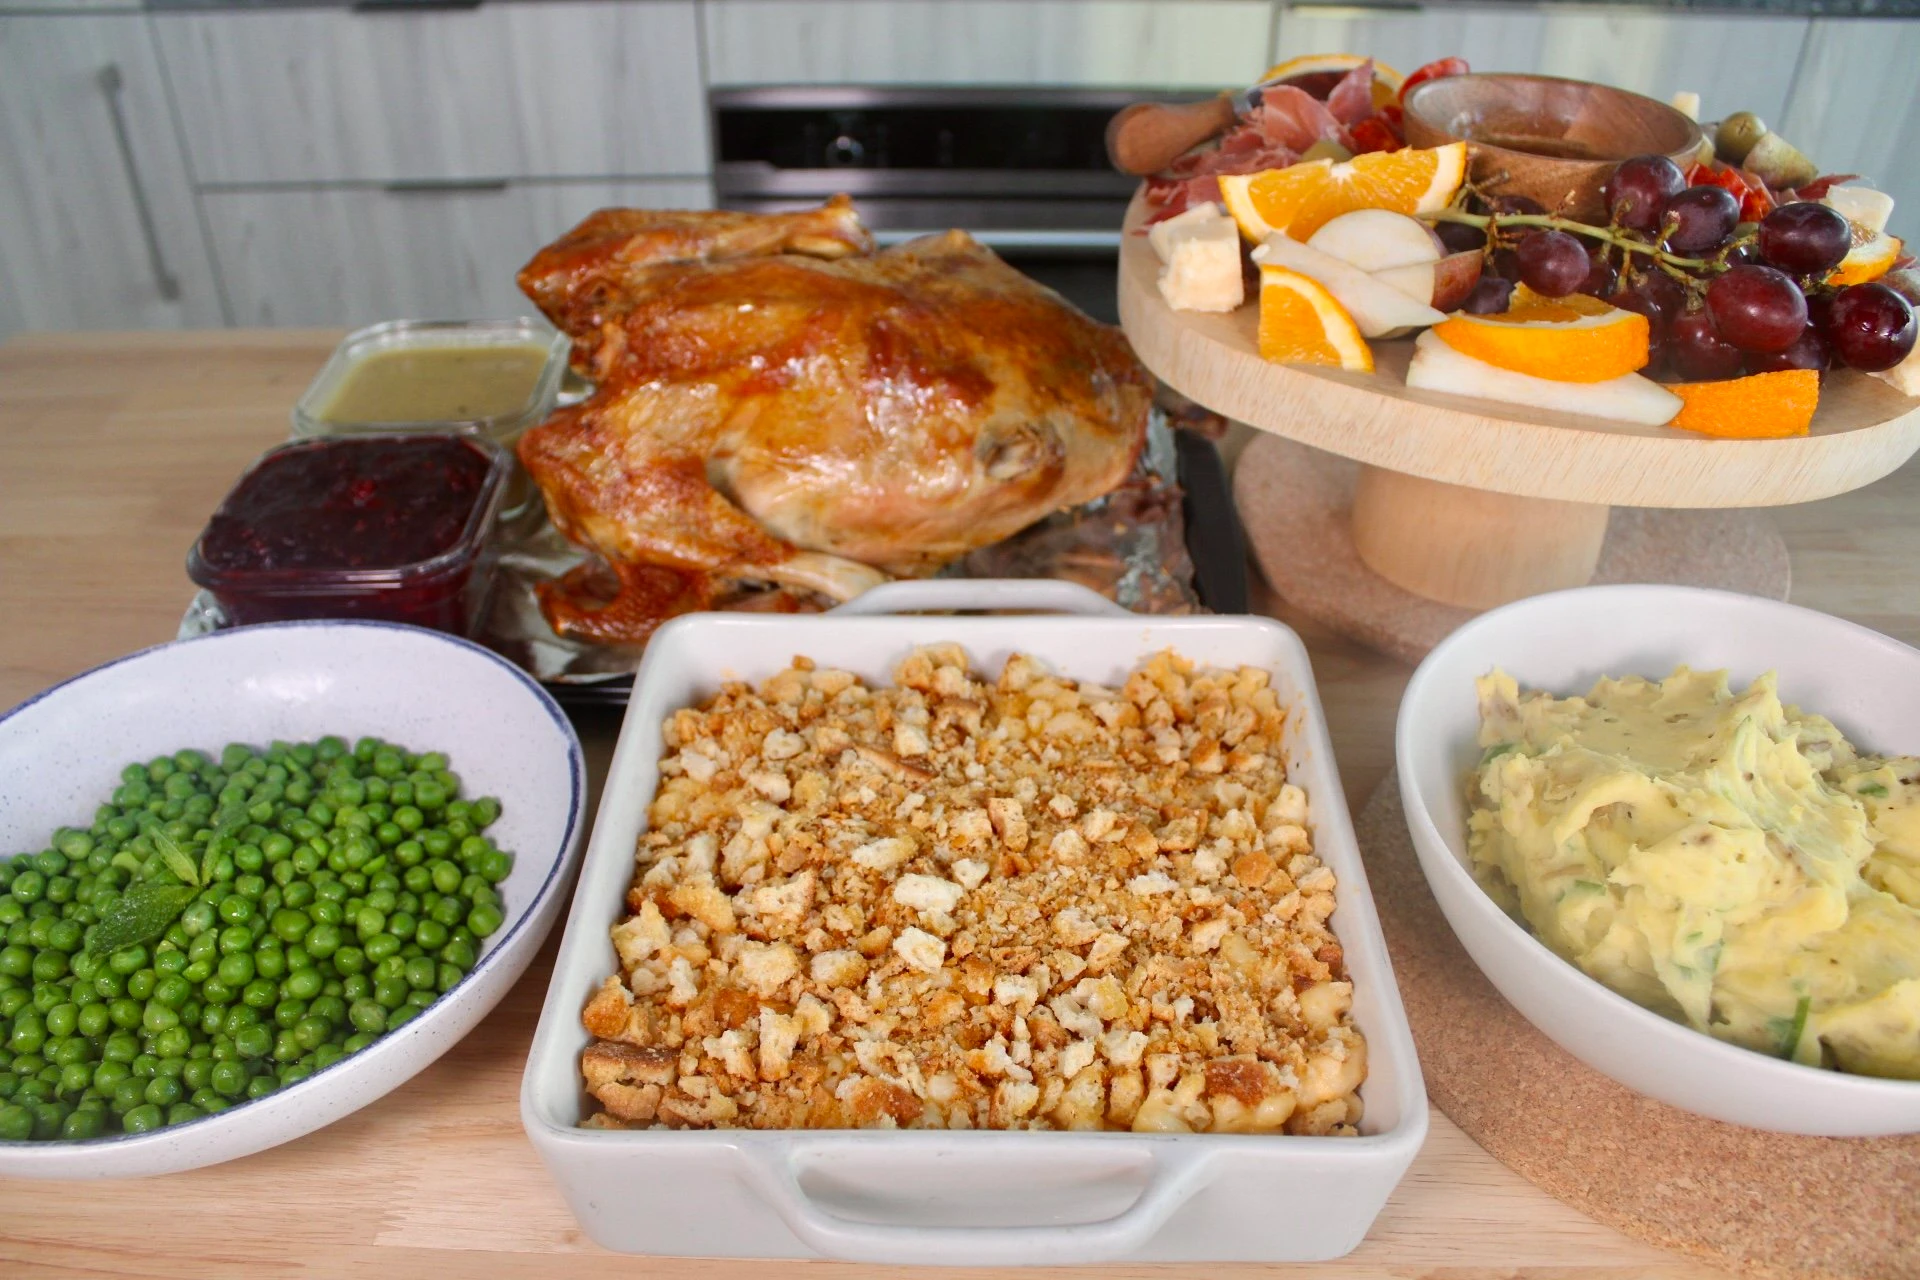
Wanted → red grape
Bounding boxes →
[1826,283,1918,372]
[1488,194,1548,218]
[1705,264,1808,353]
[1669,306,1745,380]
[1610,270,1688,341]
[1605,155,1686,234]
[1663,185,1739,255]
[1746,328,1831,375]
[1516,230,1591,297]
[1578,240,1616,298]
[1461,276,1516,315]
[1757,202,1852,277]
[1435,221,1487,254]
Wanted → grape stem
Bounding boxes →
[1419,207,1729,273]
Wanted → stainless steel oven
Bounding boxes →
[710,86,1190,323]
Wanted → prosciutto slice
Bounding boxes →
[1324,60,1379,126]
[1255,85,1349,152]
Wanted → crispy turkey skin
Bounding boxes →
[515,197,1151,643]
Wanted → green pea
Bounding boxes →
[44,1004,77,1039]
[142,1074,182,1108]
[187,931,218,964]
[75,1004,110,1038]
[272,999,307,1030]
[253,947,287,981]
[154,974,192,1009]
[440,938,477,970]
[0,1103,34,1140]
[245,1075,277,1101]
[218,895,254,926]
[181,959,213,985]
[467,904,503,939]
[8,1015,45,1055]
[234,1025,273,1059]
[46,919,83,953]
[141,1003,179,1035]
[240,979,277,1010]
[154,1027,191,1059]
[209,1058,248,1098]
[347,1000,386,1035]
[125,970,156,1001]
[292,1017,331,1052]
[180,1057,212,1092]
[284,968,324,1002]
[216,953,254,988]
[400,955,438,992]
[217,925,253,955]
[364,934,400,964]
[333,946,367,976]
[153,949,187,977]
[304,924,341,959]
[0,947,28,979]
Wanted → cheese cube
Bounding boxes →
[1148,204,1244,314]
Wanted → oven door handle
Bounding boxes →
[872,228,1121,252]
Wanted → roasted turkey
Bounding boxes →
[515,196,1152,643]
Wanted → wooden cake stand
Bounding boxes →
[1118,196,1920,658]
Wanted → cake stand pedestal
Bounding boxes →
[1118,195,1920,657]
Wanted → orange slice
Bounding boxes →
[1219,142,1467,243]
[1259,53,1405,107]
[1430,285,1651,382]
[1669,369,1819,438]
[1258,264,1374,372]
[1829,221,1904,287]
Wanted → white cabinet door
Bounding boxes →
[1273,5,1547,76]
[1779,18,1920,237]
[1273,7,1805,127]
[202,179,712,327]
[1534,12,1806,128]
[153,2,707,185]
[0,16,223,336]
[702,0,1273,89]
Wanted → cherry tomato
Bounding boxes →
[1687,161,1776,223]
[1347,117,1403,154]
[1398,57,1470,106]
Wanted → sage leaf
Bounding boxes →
[87,883,197,956]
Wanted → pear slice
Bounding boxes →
[1253,233,1445,338]
[1374,251,1483,312]
[1306,209,1444,272]
[1406,331,1682,426]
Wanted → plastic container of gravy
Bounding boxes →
[292,319,570,446]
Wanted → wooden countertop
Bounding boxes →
[3,329,1916,1279]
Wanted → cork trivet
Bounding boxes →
[1356,776,1920,1280]
[1235,434,1791,664]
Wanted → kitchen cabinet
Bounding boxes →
[202,178,711,327]
[1779,18,1920,234]
[1273,6,1806,126]
[701,0,1274,88]
[152,1,707,185]
[0,15,223,337]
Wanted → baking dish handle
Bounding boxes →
[829,579,1130,617]
[737,1137,1215,1265]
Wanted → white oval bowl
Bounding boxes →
[0,621,586,1176]
[1396,584,1920,1136]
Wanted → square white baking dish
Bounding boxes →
[521,580,1426,1265]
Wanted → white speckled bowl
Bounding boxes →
[1397,585,1920,1136]
[0,621,586,1176]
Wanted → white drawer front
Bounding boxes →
[154,3,707,184]
[203,178,712,327]
[703,0,1272,88]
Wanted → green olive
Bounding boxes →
[1714,112,1768,166]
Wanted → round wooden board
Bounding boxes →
[1119,194,1920,508]
[1234,434,1791,663]
[1355,775,1920,1280]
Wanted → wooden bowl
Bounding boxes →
[1402,74,1703,222]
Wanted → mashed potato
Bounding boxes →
[1467,667,1920,1079]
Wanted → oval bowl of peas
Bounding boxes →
[0,620,586,1175]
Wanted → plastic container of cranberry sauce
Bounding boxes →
[187,434,510,635]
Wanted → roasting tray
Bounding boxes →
[181,416,1249,706]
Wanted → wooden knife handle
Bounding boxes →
[1105,94,1238,176]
